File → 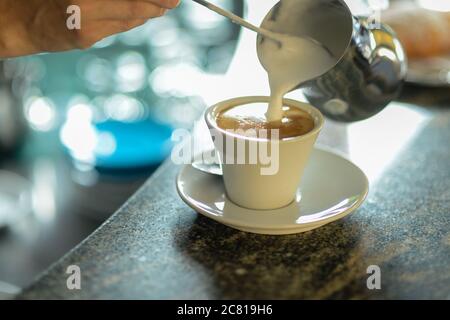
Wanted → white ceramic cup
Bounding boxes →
[205,96,324,210]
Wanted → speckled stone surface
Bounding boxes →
[18,87,450,299]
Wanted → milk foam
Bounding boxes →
[258,32,336,122]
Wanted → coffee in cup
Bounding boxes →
[216,102,315,140]
[205,96,323,210]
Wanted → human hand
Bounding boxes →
[0,0,180,58]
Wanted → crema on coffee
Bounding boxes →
[216,102,315,140]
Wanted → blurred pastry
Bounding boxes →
[383,7,450,59]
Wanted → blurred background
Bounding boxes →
[0,0,449,298]
[0,0,243,297]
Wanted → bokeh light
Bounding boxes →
[25,96,56,131]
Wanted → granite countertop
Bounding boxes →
[18,86,450,299]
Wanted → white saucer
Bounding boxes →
[176,147,369,235]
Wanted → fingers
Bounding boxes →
[146,0,180,9]
[69,0,182,49]
[78,0,167,21]
[76,19,149,48]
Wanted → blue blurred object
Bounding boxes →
[93,120,173,169]
[60,116,173,170]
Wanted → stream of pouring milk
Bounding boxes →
[258,33,337,122]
